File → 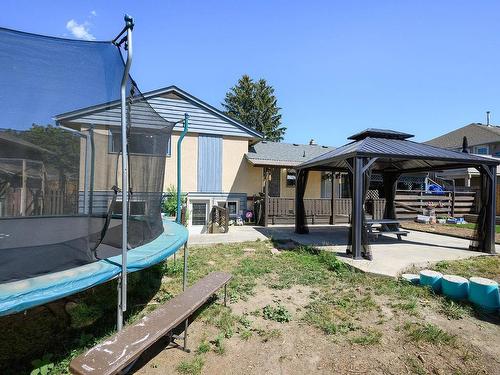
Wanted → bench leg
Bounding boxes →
[224,284,227,307]
[183,318,189,352]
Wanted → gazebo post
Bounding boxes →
[351,157,363,260]
[330,171,336,225]
[484,165,497,254]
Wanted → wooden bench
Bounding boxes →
[70,272,232,375]
[366,219,409,241]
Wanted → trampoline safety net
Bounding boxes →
[0,27,175,283]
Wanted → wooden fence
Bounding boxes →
[394,190,476,219]
[264,190,476,225]
[0,188,74,217]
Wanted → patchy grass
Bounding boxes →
[440,299,473,320]
[176,356,204,375]
[196,340,211,355]
[433,256,500,283]
[1,240,499,374]
[404,322,456,345]
[349,329,382,345]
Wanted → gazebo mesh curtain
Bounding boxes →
[295,168,309,234]
[382,172,401,231]
[346,158,373,258]
[470,166,493,252]
[0,27,174,283]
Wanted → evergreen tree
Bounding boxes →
[223,75,286,141]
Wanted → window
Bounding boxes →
[474,146,489,155]
[191,202,207,225]
[217,200,238,216]
[286,169,296,187]
[227,201,238,216]
[109,129,171,156]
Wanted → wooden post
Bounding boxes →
[451,190,456,218]
[264,168,269,227]
[20,159,27,216]
[331,172,336,224]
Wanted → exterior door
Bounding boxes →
[268,168,281,197]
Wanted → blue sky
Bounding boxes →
[2,1,500,145]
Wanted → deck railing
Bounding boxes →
[264,190,476,226]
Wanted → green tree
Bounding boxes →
[223,75,286,141]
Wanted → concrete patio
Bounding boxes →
[188,225,496,277]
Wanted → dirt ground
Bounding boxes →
[3,241,499,375]
[401,221,500,243]
[133,280,500,375]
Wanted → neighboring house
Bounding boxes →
[56,86,335,233]
[426,123,500,187]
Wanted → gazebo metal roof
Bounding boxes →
[299,129,499,172]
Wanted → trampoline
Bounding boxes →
[0,16,189,324]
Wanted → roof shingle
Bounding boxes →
[425,123,500,149]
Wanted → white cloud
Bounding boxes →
[66,19,95,41]
[90,10,97,17]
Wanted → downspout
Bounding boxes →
[118,14,134,331]
[177,113,189,224]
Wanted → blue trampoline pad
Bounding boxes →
[0,220,188,316]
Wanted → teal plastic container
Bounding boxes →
[419,270,443,292]
[441,275,469,300]
[468,277,500,312]
[401,273,420,285]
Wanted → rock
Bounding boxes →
[271,248,281,255]
[243,247,256,253]
[207,260,216,266]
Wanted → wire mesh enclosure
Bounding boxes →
[0,26,174,283]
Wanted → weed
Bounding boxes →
[404,322,456,345]
[196,340,210,355]
[177,356,204,375]
[66,302,103,329]
[404,355,426,375]
[440,299,472,320]
[240,330,252,341]
[213,333,225,355]
[262,304,292,323]
[30,354,54,375]
[255,328,282,342]
[391,299,418,315]
[201,305,237,338]
[349,329,382,345]
[238,315,252,329]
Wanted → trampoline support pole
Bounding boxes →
[177,113,189,224]
[118,15,134,331]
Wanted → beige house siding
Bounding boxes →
[278,168,321,198]
[164,132,198,192]
[223,137,262,195]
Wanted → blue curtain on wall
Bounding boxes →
[198,135,222,192]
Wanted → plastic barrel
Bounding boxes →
[419,270,443,292]
[441,275,469,300]
[468,277,500,312]
[401,273,420,285]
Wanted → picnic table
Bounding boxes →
[366,219,409,241]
